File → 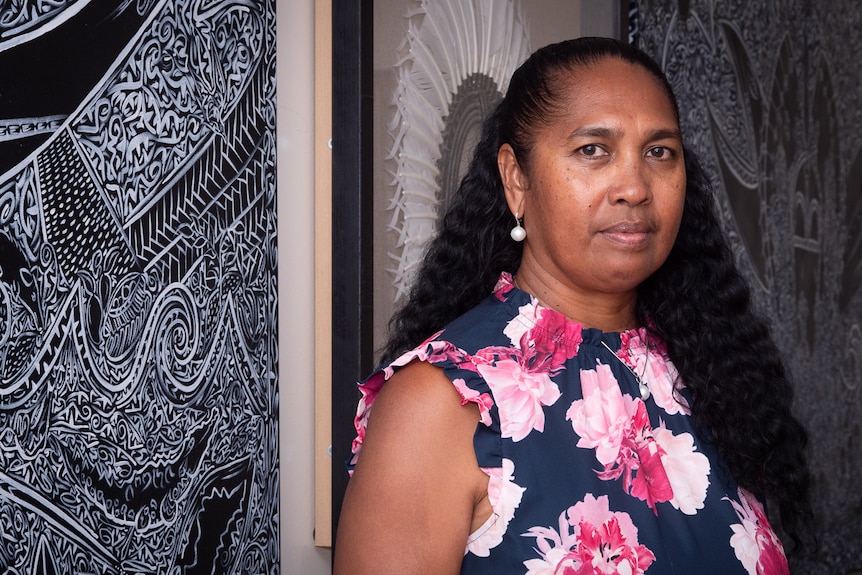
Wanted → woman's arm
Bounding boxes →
[333,360,490,575]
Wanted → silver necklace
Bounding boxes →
[600,340,651,401]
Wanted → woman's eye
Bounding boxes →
[578,145,605,157]
[647,146,671,158]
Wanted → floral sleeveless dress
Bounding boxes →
[348,273,788,575]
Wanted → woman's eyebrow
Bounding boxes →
[566,126,619,141]
[566,126,682,142]
[647,128,683,142]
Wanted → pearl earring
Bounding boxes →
[510,211,526,242]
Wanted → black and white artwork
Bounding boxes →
[0,0,278,573]
[636,1,862,572]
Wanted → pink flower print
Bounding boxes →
[609,401,673,513]
[727,488,789,575]
[478,357,561,441]
[642,355,689,415]
[626,437,674,513]
[568,517,656,575]
[532,307,583,370]
[466,458,525,556]
[494,272,516,300]
[350,370,388,460]
[620,329,689,416]
[569,367,706,514]
[425,340,479,372]
[451,378,495,426]
[522,494,655,575]
[380,331,446,378]
[566,362,637,466]
[653,424,710,514]
[381,335,478,380]
[503,299,582,374]
[503,300,540,350]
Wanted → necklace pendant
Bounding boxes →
[634,374,650,401]
[600,340,651,401]
[638,381,651,401]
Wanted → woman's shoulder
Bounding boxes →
[337,358,489,574]
[361,361,481,455]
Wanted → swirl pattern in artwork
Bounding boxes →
[0,0,278,573]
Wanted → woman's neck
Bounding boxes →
[512,268,639,332]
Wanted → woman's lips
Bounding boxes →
[600,221,652,246]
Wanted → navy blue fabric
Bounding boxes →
[350,275,788,575]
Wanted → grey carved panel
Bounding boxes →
[0,0,278,573]
[637,1,862,572]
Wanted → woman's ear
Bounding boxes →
[498,144,527,216]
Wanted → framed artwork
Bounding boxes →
[325,0,629,548]
[0,1,279,572]
[635,1,862,571]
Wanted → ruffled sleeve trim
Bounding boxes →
[347,333,496,473]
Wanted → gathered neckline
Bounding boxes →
[499,272,652,356]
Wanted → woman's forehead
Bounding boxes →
[547,59,677,117]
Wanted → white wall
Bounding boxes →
[278,0,331,573]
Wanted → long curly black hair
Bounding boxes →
[380,37,814,552]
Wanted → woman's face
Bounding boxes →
[500,57,686,299]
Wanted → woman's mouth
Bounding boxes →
[600,221,652,246]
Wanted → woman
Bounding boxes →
[335,37,813,574]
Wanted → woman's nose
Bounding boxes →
[607,157,652,206]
